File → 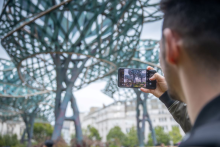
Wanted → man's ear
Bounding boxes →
[163,28,181,65]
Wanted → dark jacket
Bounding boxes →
[160,91,220,146]
[159,91,192,133]
[180,95,220,147]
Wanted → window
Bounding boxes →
[162,126,168,130]
[159,117,167,122]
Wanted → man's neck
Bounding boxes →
[179,67,220,125]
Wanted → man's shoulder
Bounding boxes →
[180,122,220,147]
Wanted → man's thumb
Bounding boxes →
[149,73,159,81]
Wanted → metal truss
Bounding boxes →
[0,105,22,122]
[141,0,163,23]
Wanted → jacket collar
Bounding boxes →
[192,94,220,130]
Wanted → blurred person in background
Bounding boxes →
[43,140,53,147]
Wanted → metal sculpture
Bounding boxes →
[137,0,163,23]
[0,105,22,122]
[0,0,162,146]
[103,39,161,146]
[0,58,54,147]
[0,0,143,145]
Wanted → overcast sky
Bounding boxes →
[0,20,163,115]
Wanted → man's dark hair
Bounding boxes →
[160,0,220,70]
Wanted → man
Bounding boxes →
[142,66,191,133]
[141,0,220,146]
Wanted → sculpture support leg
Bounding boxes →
[22,109,37,147]
[147,115,157,145]
[52,85,72,140]
[135,90,157,146]
[55,54,62,121]
[143,93,157,145]
[20,128,26,143]
[71,94,83,146]
[141,97,146,146]
[27,114,35,147]
[135,89,144,147]
[52,56,88,145]
[53,54,72,121]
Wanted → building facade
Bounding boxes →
[63,98,185,144]
[0,119,25,139]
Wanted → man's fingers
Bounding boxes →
[149,73,164,81]
[147,66,155,70]
[140,87,153,93]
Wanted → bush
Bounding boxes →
[169,126,182,144]
[87,125,102,141]
[71,136,104,147]
[34,137,68,147]
[147,126,170,146]
[0,134,25,147]
[33,122,54,142]
[107,126,126,147]
[123,126,138,147]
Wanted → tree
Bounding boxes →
[147,126,170,146]
[169,126,182,144]
[33,122,54,142]
[87,125,102,141]
[123,126,138,147]
[107,126,126,147]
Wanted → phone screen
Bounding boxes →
[118,68,156,89]
[118,68,147,88]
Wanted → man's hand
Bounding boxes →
[140,66,168,98]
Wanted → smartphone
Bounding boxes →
[118,68,156,89]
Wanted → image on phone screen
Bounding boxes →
[118,68,146,88]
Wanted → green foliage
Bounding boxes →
[107,126,126,147]
[123,126,138,147]
[87,125,102,141]
[107,126,138,147]
[33,122,53,142]
[0,134,25,147]
[147,126,170,146]
[169,126,182,144]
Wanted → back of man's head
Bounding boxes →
[160,0,220,71]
